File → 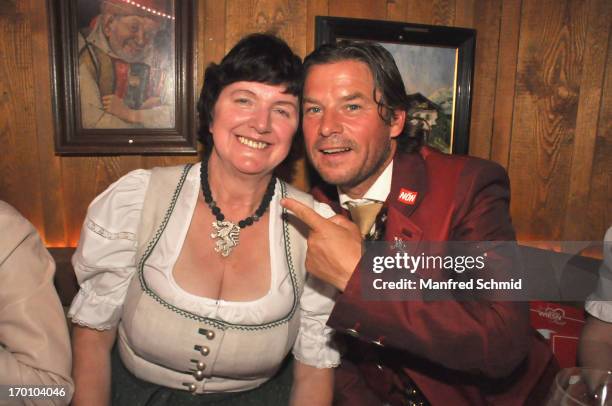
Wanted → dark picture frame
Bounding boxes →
[48,0,197,155]
[315,16,476,154]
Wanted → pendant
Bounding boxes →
[211,220,240,257]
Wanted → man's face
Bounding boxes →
[103,14,161,63]
[302,60,405,196]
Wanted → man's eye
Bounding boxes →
[305,106,321,114]
[346,104,361,111]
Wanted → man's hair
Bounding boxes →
[197,33,303,155]
[303,40,423,153]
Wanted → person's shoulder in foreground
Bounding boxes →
[0,201,74,405]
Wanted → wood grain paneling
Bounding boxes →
[29,0,67,246]
[329,0,386,19]
[584,7,612,241]
[562,0,611,240]
[468,0,502,159]
[490,0,522,168]
[0,0,609,246]
[0,1,44,230]
[509,0,589,241]
[404,0,454,25]
[454,0,475,28]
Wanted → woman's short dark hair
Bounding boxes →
[197,33,303,154]
[303,40,423,153]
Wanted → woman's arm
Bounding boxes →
[578,315,612,369]
[290,360,334,406]
[71,325,117,406]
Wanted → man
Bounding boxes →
[0,201,74,404]
[79,0,174,129]
[281,41,558,405]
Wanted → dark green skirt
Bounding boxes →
[111,347,293,406]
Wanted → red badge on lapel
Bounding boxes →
[397,188,418,205]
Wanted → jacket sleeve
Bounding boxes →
[0,202,74,405]
[327,160,530,379]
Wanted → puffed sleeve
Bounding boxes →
[67,169,151,330]
[292,201,341,368]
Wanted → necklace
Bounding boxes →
[200,155,276,257]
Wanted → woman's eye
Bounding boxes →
[273,108,291,118]
[235,98,251,105]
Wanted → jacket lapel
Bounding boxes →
[385,150,428,243]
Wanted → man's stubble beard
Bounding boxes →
[311,137,394,191]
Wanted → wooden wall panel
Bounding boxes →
[490,0,522,167]
[562,0,610,240]
[29,0,67,246]
[402,0,454,25]
[454,0,475,28]
[584,16,612,241]
[468,0,502,159]
[0,0,609,246]
[328,0,386,19]
[0,0,46,238]
[509,0,590,241]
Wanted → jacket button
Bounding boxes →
[196,361,206,371]
[371,338,384,347]
[193,370,205,381]
[345,328,359,337]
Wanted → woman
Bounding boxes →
[69,33,339,405]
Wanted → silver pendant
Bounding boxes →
[211,220,240,257]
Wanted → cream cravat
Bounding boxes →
[348,202,384,238]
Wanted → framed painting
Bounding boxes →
[315,16,476,154]
[48,0,197,154]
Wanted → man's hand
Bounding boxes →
[280,198,362,291]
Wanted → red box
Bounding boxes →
[529,301,586,368]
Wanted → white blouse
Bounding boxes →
[68,164,340,389]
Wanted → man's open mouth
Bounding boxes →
[321,147,351,154]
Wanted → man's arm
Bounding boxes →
[282,161,530,378]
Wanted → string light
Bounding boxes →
[119,0,174,19]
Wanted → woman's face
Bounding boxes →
[209,81,299,177]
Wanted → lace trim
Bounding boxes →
[69,317,115,331]
[292,350,341,369]
[87,219,136,241]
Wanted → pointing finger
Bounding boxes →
[328,214,358,230]
[280,198,329,232]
